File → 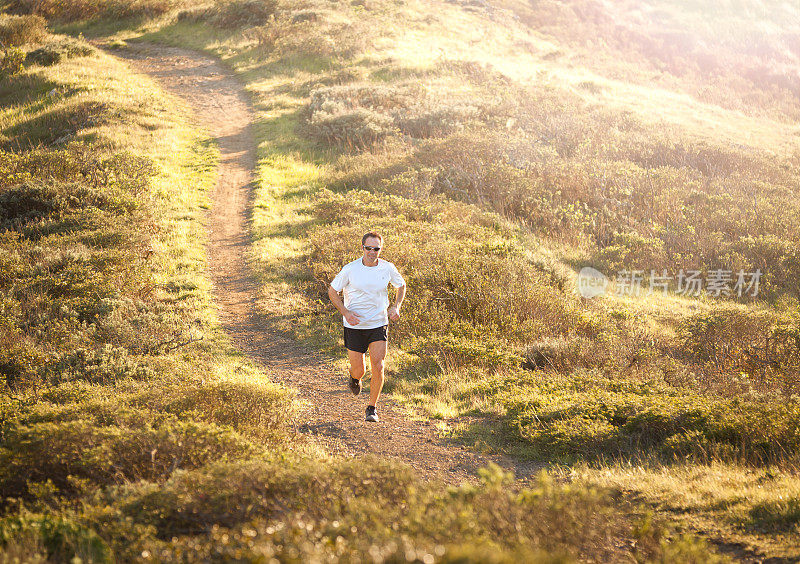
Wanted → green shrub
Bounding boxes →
[0,419,259,498]
[415,334,523,369]
[0,181,118,230]
[0,334,45,390]
[0,514,112,563]
[503,371,800,465]
[0,14,46,46]
[748,496,800,533]
[307,190,587,360]
[305,84,504,149]
[0,46,24,78]
[680,306,800,395]
[128,380,293,442]
[324,76,800,301]
[306,105,397,150]
[727,234,800,299]
[597,231,667,273]
[73,458,716,562]
[523,335,612,372]
[91,297,203,355]
[44,345,153,386]
[0,139,189,396]
[2,100,110,148]
[25,38,93,67]
[6,146,157,196]
[250,13,368,61]
[0,69,60,108]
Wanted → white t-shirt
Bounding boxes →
[330,258,406,329]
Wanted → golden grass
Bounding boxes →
[0,29,294,407]
[575,462,800,558]
[378,0,800,154]
[45,0,800,558]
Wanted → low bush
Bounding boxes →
[0,458,721,562]
[2,0,185,22]
[249,12,369,62]
[0,68,61,108]
[307,105,397,150]
[323,75,800,301]
[44,346,153,386]
[0,514,113,563]
[0,180,136,230]
[414,334,524,369]
[25,38,93,67]
[91,297,203,356]
[748,496,800,533]
[0,139,206,395]
[0,418,259,499]
[178,0,278,29]
[503,371,800,465]
[0,46,24,78]
[72,458,712,562]
[596,231,667,273]
[304,84,505,149]
[679,305,800,396]
[3,146,157,195]
[2,100,110,148]
[0,14,46,46]
[128,379,293,442]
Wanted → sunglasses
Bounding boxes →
[363,245,382,252]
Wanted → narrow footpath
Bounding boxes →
[115,43,538,484]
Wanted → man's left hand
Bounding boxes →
[388,305,401,322]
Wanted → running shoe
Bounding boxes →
[365,405,379,422]
[348,376,361,395]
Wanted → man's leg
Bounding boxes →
[348,349,366,380]
[367,339,387,407]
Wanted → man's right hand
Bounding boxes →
[344,310,360,326]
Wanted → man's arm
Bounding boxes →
[328,285,360,326]
[388,284,406,322]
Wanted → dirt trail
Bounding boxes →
[114,43,538,484]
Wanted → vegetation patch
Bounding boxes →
[3,459,721,562]
[0,31,296,560]
[5,0,800,559]
[25,38,94,66]
[0,13,47,46]
[1,0,186,22]
[0,513,113,564]
[304,82,505,149]
[0,418,259,499]
[748,496,800,534]
[503,371,800,465]
[177,0,278,29]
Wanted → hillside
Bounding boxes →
[1,0,799,560]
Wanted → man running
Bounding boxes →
[327,232,406,422]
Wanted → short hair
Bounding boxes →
[362,231,383,245]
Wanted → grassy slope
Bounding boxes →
[0,19,291,561]
[0,7,724,563]
[54,0,800,558]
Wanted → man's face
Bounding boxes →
[362,236,382,260]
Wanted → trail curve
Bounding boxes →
[114,43,537,484]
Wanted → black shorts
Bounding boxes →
[344,325,388,354]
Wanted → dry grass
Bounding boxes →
[13,0,800,559]
[576,462,800,558]
[0,13,47,46]
[1,0,190,22]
